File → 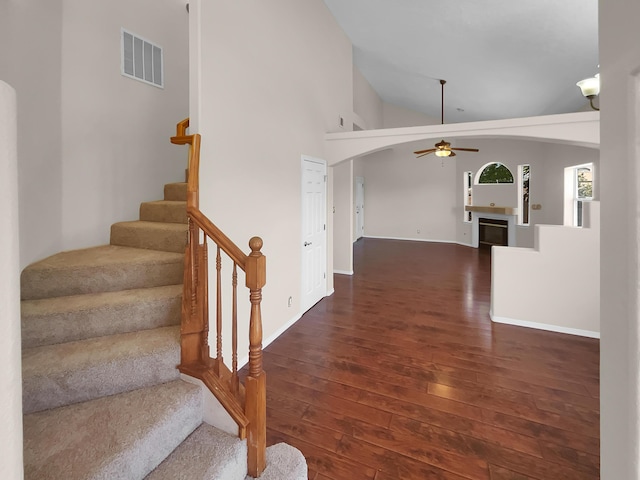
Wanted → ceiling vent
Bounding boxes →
[121,29,163,88]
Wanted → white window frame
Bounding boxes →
[463,171,473,223]
[563,163,594,227]
[517,164,530,226]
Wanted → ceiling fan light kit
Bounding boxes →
[413,79,479,158]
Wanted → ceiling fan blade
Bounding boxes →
[416,152,434,158]
[451,147,480,152]
[414,148,437,155]
[448,151,457,157]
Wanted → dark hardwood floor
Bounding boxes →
[255,238,600,479]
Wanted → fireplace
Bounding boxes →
[479,217,508,249]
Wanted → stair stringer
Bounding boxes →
[180,374,243,438]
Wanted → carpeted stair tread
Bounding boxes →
[21,285,182,349]
[21,245,183,300]
[22,326,181,414]
[110,221,187,253]
[245,444,308,480]
[24,380,202,480]
[146,423,247,480]
[140,200,187,224]
[164,182,187,201]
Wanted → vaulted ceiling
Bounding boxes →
[323,0,599,124]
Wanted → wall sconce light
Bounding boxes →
[576,74,600,111]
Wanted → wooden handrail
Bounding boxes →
[187,208,247,269]
[171,119,267,477]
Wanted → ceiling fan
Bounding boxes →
[414,79,479,158]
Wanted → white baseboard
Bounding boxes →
[456,241,473,247]
[237,311,303,369]
[364,235,459,244]
[490,312,600,339]
[333,269,354,275]
[326,288,335,296]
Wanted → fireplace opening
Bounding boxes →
[479,217,508,249]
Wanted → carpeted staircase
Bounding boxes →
[20,181,307,480]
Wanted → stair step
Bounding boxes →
[22,326,181,414]
[21,284,182,349]
[140,200,187,224]
[164,182,187,201]
[23,380,202,480]
[147,423,247,480]
[21,245,184,300]
[246,444,308,480]
[111,221,187,253]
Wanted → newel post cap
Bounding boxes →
[246,237,266,290]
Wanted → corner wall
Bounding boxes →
[0,0,64,269]
[599,0,640,476]
[0,81,24,480]
[491,202,600,337]
[60,0,189,252]
[333,160,353,274]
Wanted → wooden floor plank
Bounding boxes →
[244,239,600,479]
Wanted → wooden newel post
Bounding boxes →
[244,236,266,477]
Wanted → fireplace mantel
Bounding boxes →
[465,206,517,215]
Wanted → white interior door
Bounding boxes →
[301,156,327,312]
[355,176,364,240]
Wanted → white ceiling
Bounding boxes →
[323,0,599,124]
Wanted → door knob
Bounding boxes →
[304,241,312,247]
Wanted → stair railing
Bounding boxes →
[171,118,266,477]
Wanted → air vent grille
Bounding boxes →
[121,29,163,88]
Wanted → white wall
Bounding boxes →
[0,0,64,269]
[60,0,189,252]
[1,0,189,268]
[600,0,640,477]
[333,160,353,274]
[363,146,457,242]
[0,81,24,479]
[193,0,353,353]
[382,102,439,128]
[353,67,383,130]
[456,139,599,247]
[491,202,600,337]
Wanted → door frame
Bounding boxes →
[300,155,328,314]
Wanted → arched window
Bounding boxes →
[476,162,514,184]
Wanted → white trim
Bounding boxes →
[364,235,459,244]
[237,311,304,369]
[456,241,473,247]
[326,288,335,296]
[334,269,354,275]
[490,312,600,339]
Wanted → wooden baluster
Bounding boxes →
[180,218,202,367]
[216,246,223,374]
[201,237,210,362]
[244,237,266,477]
[190,223,198,318]
[232,262,239,396]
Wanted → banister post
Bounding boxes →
[244,237,266,477]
